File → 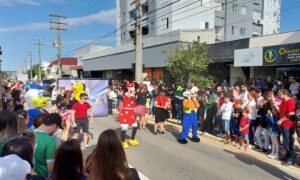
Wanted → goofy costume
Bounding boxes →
[178,87,200,144]
[118,81,140,149]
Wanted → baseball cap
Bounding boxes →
[0,154,31,180]
[44,113,63,129]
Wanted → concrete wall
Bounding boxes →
[263,0,280,35]
[249,30,300,48]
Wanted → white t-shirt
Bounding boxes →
[289,82,300,95]
[220,102,233,120]
[247,100,256,120]
[256,96,264,118]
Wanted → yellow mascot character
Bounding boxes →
[72,82,86,102]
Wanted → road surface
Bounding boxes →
[81,116,300,180]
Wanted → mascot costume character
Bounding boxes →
[25,89,50,128]
[118,81,140,149]
[177,86,201,144]
[72,82,86,102]
[174,85,184,123]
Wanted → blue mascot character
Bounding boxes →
[178,86,200,144]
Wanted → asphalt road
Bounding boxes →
[81,116,300,180]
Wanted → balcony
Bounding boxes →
[253,18,263,26]
[215,10,225,27]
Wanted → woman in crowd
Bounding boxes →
[16,110,29,133]
[51,139,84,180]
[154,90,170,135]
[56,89,76,141]
[85,129,140,180]
[0,111,19,155]
[135,84,150,130]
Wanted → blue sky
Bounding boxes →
[0,0,299,71]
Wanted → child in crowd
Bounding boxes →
[6,99,14,112]
[219,95,233,144]
[232,99,243,145]
[266,107,279,159]
[239,109,250,151]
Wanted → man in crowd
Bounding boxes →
[34,113,63,178]
[278,89,296,166]
[72,93,94,148]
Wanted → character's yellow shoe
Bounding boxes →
[122,142,129,149]
[128,139,140,146]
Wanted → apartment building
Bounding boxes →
[116,0,281,44]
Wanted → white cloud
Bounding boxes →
[0,9,116,33]
[0,0,41,6]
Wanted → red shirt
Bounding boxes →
[279,98,296,128]
[72,102,91,119]
[240,116,250,135]
[155,96,168,107]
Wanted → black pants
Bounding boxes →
[108,99,113,115]
[203,104,217,134]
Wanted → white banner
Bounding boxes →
[234,47,263,67]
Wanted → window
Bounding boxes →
[232,26,238,36]
[233,3,238,14]
[240,6,247,16]
[240,27,246,36]
[129,9,136,19]
[205,22,209,29]
[161,18,169,30]
[142,2,149,14]
[221,3,225,11]
[142,26,149,35]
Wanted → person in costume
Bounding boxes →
[178,86,201,144]
[174,85,184,124]
[72,82,86,102]
[24,89,50,128]
[118,81,140,149]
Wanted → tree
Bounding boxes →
[165,41,213,87]
[27,64,46,80]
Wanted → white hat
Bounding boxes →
[0,154,31,180]
[183,90,190,97]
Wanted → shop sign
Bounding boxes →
[263,43,300,66]
[234,47,263,67]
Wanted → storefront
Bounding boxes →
[234,42,300,82]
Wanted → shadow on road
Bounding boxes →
[223,149,298,180]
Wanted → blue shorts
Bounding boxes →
[241,134,249,141]
[222,119,230,132]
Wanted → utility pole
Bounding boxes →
[0,45,3,110]
[35,38,44,82]
[50,14,67,77]
[135,0,143,84]
[28,51,33,80]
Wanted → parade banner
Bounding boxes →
[263,42,300,66]
[58,79,108,117]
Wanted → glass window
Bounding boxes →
[240,6,247,16]
[240,27,246,36]
[161,18,169,30]
[129,9,136,18]
[233,3,238,14]
[205,22,209,29]
[232,26,238,36]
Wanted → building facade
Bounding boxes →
[117,0,281,44]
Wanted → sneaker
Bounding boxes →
[282,161,294,166]
[160,131,166,135]
[154,131,158,135]
[262,148,268,153]
[128,139,140,146]
[267,153,274,158]
[85,144,90,148]
[122,142,129,149]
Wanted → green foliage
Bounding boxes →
[27,64,46,79]
[165,41,213,87]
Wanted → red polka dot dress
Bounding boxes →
[118,95,136,125]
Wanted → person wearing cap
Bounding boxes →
[34,113,63,178]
